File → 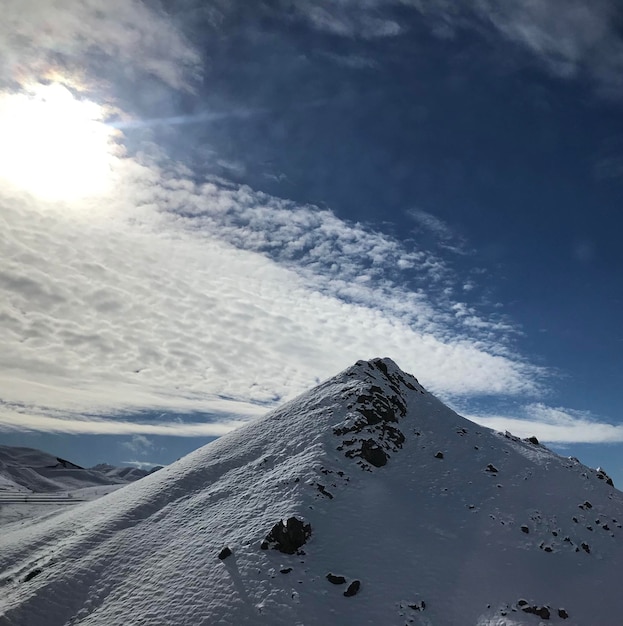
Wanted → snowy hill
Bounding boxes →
[90,463,160,483]
[0,446,147,493]
[1,358,622,625]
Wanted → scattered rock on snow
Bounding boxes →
[218,547,232,560]
[596,468,615,487]
[520,525,530,534]
[326,573,346,585]
[316,483,334,499]
[261,517,312,554]
[519,603,550,620]
[280,568,293,574]
[344,580,361,597]
[485,464,499,473]
[558,608,569,619]
[434,451,444,459]
[23,569,42,583]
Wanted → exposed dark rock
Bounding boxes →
[23,569,42,583]
[521,604,550,620]
[581,542,591,554]
[316,483,334,499]
[520,525,530,534]
[262,517,312,554]
[408,601,426,611]
[373,358,389,376]
[517,599,529,607]
[360,439,388,467]
[558,608,569,619]
[596,468,615,487]
[218,546,232,560]
[280,568,292,574]
[334,362,415,468]
[525,436,540,445]
[343,580,361,597]
[535,606,550,619]
[434,451,444,459]
[485,464,499,473]
[326,573,346,585]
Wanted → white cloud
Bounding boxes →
[122,434,155,455]
[291,1,403,39]
[472,0,623,89]
[287,0,623,95]
[0,0,200,89]
[469,403,623,444]
[0,409,250,438]
[408,208,455,241]
[123,460,162,470]
[0,142,547,435]
[0,0,575,438]
[424,0,623,95]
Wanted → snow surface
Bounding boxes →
[1,358,622,625]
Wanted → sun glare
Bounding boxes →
[0,83,121,202]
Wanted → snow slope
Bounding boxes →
[0,446,141,493]
[1,358,622,625]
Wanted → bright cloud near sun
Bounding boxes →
[0,82,122,202]
[1,0,618,452]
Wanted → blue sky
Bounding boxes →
[1,1,622,481]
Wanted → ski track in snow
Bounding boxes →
[1,358,622,625]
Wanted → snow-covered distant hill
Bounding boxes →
[0,446,149,493]
[1,358,621,625]
[90,463,161,483]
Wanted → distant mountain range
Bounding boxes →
[1,358,621,625]
[0,445,159,493]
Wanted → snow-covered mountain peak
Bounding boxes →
[1,358,622,625]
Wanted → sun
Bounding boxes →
[0,82,122,202]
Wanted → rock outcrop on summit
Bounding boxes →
[1,358,623,625]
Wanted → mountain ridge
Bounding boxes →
[1,357,621,625]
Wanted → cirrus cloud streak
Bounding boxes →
[0,146,544,434]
